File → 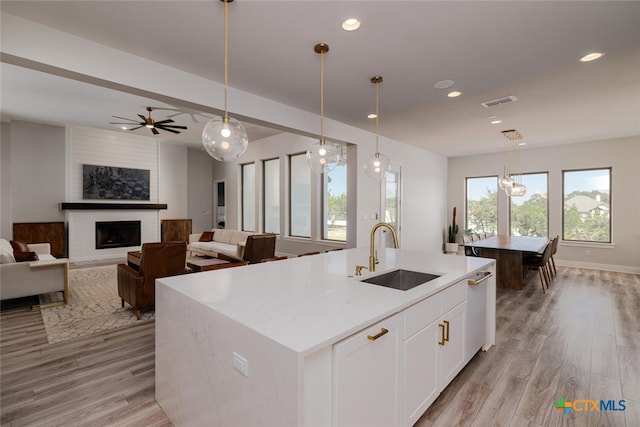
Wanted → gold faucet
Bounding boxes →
[369,222,399,272]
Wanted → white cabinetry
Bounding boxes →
[403,279,467,426]
[333,312,403,427]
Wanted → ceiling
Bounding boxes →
[1,1,639,158]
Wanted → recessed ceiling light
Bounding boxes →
[367,113,377,119]
[491,120,502,125]
[448,91,462,98]
[518,142,527,146]
[342,18,361,31]
[580,52,604,62]
[433,80,455,90]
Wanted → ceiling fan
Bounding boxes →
[110,107,187,135]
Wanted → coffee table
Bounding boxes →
[187,257,235,272]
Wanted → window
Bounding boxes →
[510,172,548,237]
[322,163,347,241]
[466,176,498,235]
[563,168,611,242]
[263,158,280,234]
[289,154,310,237]
[241,163,255,232]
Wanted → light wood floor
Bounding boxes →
[1,267,639,426]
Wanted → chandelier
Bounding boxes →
[499,129,527,197]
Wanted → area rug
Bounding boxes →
[39,264,154,344]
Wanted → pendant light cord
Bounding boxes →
[223,0,229,120]
[375,79,380,155]
[320,49,324,145]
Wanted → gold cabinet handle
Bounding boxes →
[438,323,446,346]
[367,328,389,341]
[443,320,450,342]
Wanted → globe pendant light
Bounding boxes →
[306,43,340,174]
[202,0,248,162]
[363,76,391,180]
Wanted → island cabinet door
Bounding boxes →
[437,301,467,388]
[403,320,439,426]
[333,312,403,427]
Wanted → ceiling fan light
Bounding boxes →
[202,116,248,162]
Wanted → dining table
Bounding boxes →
[465,235,548,290]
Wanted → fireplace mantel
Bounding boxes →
[60,203,167,210]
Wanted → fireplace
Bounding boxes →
[95,220,141,250]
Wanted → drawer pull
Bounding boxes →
[367,328,389,341]
[443,320,450,342]
[438,324,446,346]
[468,271,492,286]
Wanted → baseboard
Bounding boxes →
[555,259,640,274]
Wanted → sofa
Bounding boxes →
[0,238,69,304]
[188,229,276,264]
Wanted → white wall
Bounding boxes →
[159,142,188,220]
[187,148,214,233]
[448,136,640,273]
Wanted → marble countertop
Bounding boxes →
[157,248,494,356]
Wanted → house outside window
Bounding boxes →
[510,172,548,237]
[289,153,310,238]
[322,163,347,241]
[563,168,611,242]
[465,176,498,235]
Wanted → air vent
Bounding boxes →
[480,95,518,108]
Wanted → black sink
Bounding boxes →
[361,269,441,291]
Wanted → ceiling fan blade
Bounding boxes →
[138,114,147,122]
[156,127,181,134]
[112,116,140,123]
[154,119,175,125]
[158,124,188,130]
[151,128,160,135]
[128,125,144,130]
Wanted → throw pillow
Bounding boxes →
[10,240,30,253]
[199,231,214,242]
[14,251,39,262]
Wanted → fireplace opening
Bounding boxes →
[95,220,141,250]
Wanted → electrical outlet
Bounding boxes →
[233,352,248,376]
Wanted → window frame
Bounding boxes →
[288,152,311,238]
[508,171,549,237]
[262,157,280,235]
[562,167,612,243]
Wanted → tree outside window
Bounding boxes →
[466,176,498,235]
[510,173,548,237]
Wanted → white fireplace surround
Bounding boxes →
[66,210,159,262]
[65,126,160,262]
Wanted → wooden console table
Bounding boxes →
[13,222,66,258]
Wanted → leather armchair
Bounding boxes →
[241,234,276,264]
[117,241,187,319]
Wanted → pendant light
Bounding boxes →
[306,43,340,174]
[363,76,391,180]
[501,129,527,197]
[202,0,248,162]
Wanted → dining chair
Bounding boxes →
[549,235,559,278]
[522,241,553,293]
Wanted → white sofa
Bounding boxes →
[0,238,69,304]
[188,229,258,259]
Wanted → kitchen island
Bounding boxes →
[155,248,495,427]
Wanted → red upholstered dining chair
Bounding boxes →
[117,241,188,319]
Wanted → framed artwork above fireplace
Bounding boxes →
[82,164,150,201]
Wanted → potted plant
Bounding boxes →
[445,207,459,254]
